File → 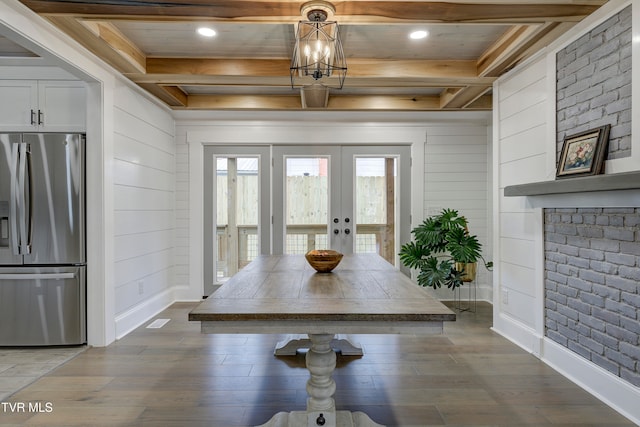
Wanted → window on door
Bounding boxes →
[203,145,270,296]
[215,157,260,280]
[354,157,397,265]
[285,157,330,254]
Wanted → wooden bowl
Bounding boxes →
[305,250,343,273]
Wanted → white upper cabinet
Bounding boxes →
[0,80,86,132]
[0,80,37,131]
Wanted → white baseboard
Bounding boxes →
[493,313,640,425]
[542,338,640,426]
[491,311,543,356]
[427,284,493,303]
[115,288,175,339]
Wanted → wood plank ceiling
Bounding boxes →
[17,0,608,111]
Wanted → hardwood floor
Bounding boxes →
[0,302,635,426]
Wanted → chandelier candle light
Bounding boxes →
[290,1,347,89]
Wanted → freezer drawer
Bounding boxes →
[0,266,86,346]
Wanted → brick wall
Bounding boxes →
[545,208,640,387]
[556,6,632,161]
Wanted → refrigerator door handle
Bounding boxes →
[25,143,33,253]
[9,143,20,256]
[17,142,31,255]
[0,273,76,280]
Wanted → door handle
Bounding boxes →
[25,144,33,253]
[0,273,76,280]
[0,217,8,240]
[9,143,19,255]
[17,142,31,255]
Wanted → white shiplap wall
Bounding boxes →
[112,82,176,338]
[424,125,493,302]
[174,130,190,297]
[493,56,548,349]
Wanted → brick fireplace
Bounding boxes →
[544,208,640,387]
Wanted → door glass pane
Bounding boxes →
[216,157,259,282]
[355,157,396,265]
[285,157,329,254]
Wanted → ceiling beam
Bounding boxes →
[184,94,302,110]
[129,73,495,90]
[439,85,491,109]
[145,58,291,78]
[20,1,604,24]
[477,21,573,77]
[466,94,493,110]
[477,24,537,76]
[137,84,188,106]
[328,94,443,110]
[179,93,467,111]
[80,20,146,73]
[346,59,479,79]
[482,21,577,77]
[46,15,146,73]
[141,58,492,85]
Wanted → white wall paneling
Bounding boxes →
[493,51,549,352]
[112,82,176,339]
[424,125,492,302]
[173,140,190,297]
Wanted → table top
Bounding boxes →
[189,254,456,325]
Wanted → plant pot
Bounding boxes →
[455,262,477,282]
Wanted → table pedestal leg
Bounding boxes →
[274,334,363,356]
[257,333,384,427]
[306,333,337,415]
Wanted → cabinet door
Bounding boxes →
[38,81,86,132]
[0,80,38,132]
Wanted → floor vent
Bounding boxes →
[146,319,170,329]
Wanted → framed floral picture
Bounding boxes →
[556,125,610,179]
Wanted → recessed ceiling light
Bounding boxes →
[197,27,216,37]
[409,30,428,40]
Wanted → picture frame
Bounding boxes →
[556,125,610,179]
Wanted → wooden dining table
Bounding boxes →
[189,254,456,427]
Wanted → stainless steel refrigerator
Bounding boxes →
[0,133,86,346]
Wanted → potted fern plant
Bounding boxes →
[399,208,492,289]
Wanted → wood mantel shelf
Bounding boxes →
[504,171,640,197]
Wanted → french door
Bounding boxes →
[272,145,411,265]
[204,144,411,295]
[203,146,270,295]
